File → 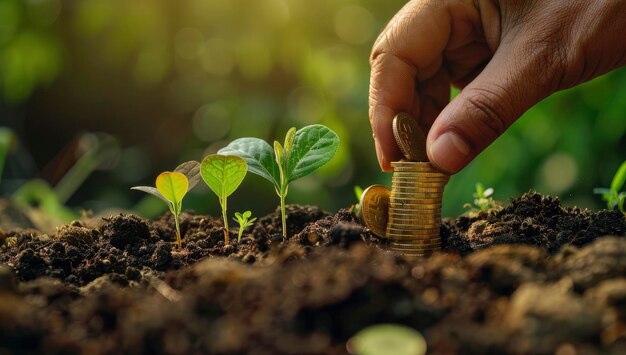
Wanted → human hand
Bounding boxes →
[369,0,626,173]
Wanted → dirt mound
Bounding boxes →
[0,193,625,354]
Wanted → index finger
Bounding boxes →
[369,0,471,171]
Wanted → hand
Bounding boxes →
[369,0,626,173]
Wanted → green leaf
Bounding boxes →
[610,161,626,193]
[284,127,296,153]
[218,138,280,186]
[243,210,252,219]
[174,160,201,191]
[274,141,285,167]
[286,124,339,182]
[156,171,188,205]
[130,186,169,203]
[200,154,248,199]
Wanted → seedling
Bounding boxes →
[594,160,626,212]
[200,154,248,244]
[347,324,426,355]
[464,183,498,212]
[219,124,339,240]
[132,161,200,249]
[353,185,364,215]
[233,211,257,243]
[0,127,14,184]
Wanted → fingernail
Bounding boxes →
[429,131,471,173]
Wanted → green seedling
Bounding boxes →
[132,161,200,249]
[464,183,498,212]
[353,185,364,215]
[0,127,15,184]
[594,160,626,212]
[219,124,339,240]
[233,211,257,243]
[200,154,248,244]
[348,324,427,355]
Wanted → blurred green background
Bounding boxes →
[0,0,624,222]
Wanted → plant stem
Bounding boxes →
[237,227,243,243]
[174,212,181,251]
[280,186,287,240]
[221,197,229,244]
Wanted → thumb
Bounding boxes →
[427,47,555,174]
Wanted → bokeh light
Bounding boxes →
[0,0,624,220]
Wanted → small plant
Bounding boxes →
[201,154,248,244]
[347,324,426,355]
[464,183,498,212]
[353,185,364,215]
[219,124,339,240]
[233,211,257,243]
[132,161,200,249]
[594,160,626,212]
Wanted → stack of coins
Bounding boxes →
[386,161,449,257]
[360,112,450,258]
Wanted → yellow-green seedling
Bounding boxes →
[353,185,364,215]
[233,211,256,243]
[0,127,15,184]
[347,324,426,355]
[132,161,200,249]
[219,125,339,240]
[200,155,248,244]
[464,183,498,212]
[594,160,626,212]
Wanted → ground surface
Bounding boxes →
[1,192,626,354]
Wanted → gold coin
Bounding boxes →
[391,161,432,167]
[387,218,441,225]
[389,245,441,252]
[391,164,439,171]
[390,194,443,200]
[390,196,443,203]
[389,190,443,197]
[359,185,390,238]
[392,113,428,162]
[391,239,441,246]
[389,201,441,213]
[386,228,440,235]
[386,208,441,216]
[392,178,448,183]
[392,176,448,182]
[388,209,442,215]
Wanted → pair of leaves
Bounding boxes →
[200,155,247,200]
[131,160,200,204]
[234,210,255,224]
[218,124,339,188]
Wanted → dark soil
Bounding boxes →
[1,192,625,354]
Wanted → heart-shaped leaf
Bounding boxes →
[175,160,201,191]
[156,171,189,204]
[200,155,248,199]
[218,138,279,186]
[286,124,339,182]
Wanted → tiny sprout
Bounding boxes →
[219,125,339,240]
[233,211,257,243]
[353,185,364,215]
[132,161,200,250]
[201,154,248,244]
[464,183,498,212]
[594,160,626,212]
[347,324,426,355]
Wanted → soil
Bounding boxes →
[0,192,625,354]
